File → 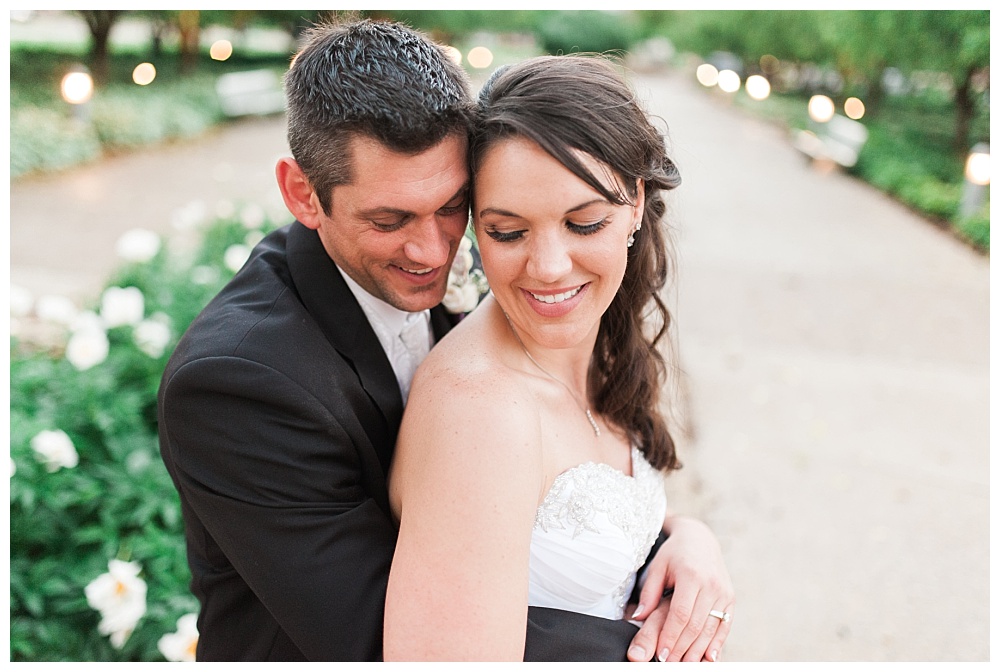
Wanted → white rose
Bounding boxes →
[190,265,220,286]
[157,613,199,662]
[36,294,79,325]
[244,230,264,248]
[65,326,109,370]
[70,310,103,333]
[10,284,33,317]
[458,281,481,313]
[171,200,209,231]
[115,228,161,264]
[85,559,147,649]
[451,247,475,278]
[100,286,145,328]
[224,244,251,273]
[133,316,172,358]
[30,429,79,472]
[442,280,466,314]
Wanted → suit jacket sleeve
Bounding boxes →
[160,353,396,661]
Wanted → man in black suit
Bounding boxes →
[158,18,731,661]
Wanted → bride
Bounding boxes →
[385,54,734,662]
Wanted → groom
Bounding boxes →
[158,18,725,661]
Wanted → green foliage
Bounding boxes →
[10,107,103,178]
[10,44,288,178]
[10,210,282,661]
[535,10,643,56]
[957,204,990,251]
[90,77,223,151]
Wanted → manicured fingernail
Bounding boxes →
[657,647,669,662]
[628,645,646,660]
[709,649,719,662]
[631,603,645,619]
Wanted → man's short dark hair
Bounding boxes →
[284,19,474,215]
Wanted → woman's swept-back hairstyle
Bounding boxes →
[471,55,682,472]
[284,19,475,215]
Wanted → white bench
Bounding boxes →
[793,113,869,168]
[215,69,286,118]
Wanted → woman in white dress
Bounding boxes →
[385,54,734,661]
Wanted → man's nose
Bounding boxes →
[402,216,453,268]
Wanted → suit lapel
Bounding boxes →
[285,223,403,474]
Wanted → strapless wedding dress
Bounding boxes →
[528,446,667,620]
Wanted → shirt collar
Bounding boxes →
[336,265,423,342]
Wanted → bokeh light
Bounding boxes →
[965,147,991,185]
[60,70,93,105]
[759,54,779,74]
[441,45,462,65]
[717,69,741,93]
[467,46,493,69]
[696,63,719,87]
[844,97,866,120]
[210,40,233,61]
[132,63,156,86]
[745,75,771,101]
[808,94,835,123]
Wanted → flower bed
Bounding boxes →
[10,201,282,661]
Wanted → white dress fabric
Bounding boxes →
[528,446,667,620]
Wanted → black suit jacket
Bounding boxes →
[158,222,641,661]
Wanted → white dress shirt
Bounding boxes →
[337,266,432,403]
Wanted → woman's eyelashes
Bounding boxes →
[483,217,610,243]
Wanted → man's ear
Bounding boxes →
[276,157,325,230]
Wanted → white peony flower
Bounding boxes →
[171,200,210,231]
[244,230,264,248]
[458,281,481,313]
[442,277,482,314]
[100,286,145,328]
[190,265,220,286]
[224,244,251,273]
[133,315,172,358]
[451,246,475,278]
[36,294,79,325]
[115,228,161,264]
[157,612,199,662]
[70,310,103,333]
[240,203,266,230]
[214,199,236,220]
[30,429,79,472]
[85,559,147,650]
[65,325,110,370]
[10,284,33,317]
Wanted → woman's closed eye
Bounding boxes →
[484,217,608,243]
[567,218,608,236]
[484,227,525,243]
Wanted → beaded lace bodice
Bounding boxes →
[528,446,667,620]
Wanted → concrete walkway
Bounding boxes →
[9,70,990,662]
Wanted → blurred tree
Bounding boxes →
[77,10,125,86]
[386,10,541,43]
[647,10,831,72]
[912,10,989,153]
[178,10,200,74]
[829,10,989,152]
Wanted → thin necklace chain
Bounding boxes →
[501,310,601,437]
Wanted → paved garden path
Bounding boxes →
[10,69,990,662]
